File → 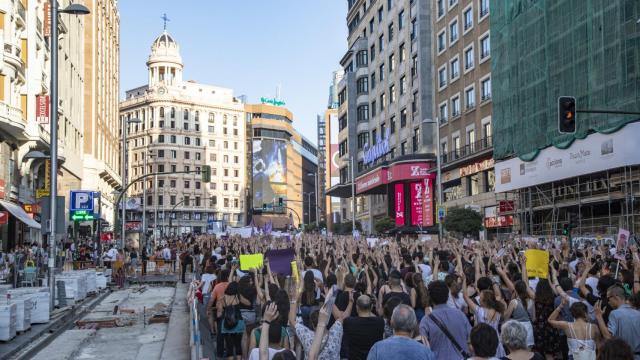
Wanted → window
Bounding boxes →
[400,108,407,127]
[210,196,217,206]
[158,179,165,187]
[439,102,448,123]
[371,72,376,90]
[437,30,446,52]
[208,126,215,134]
[357,132,370,149]
[400,76,407,95]
[234,184,239,191]
[438,66,447,88]
[465,86,476,109]
[356,50,368,67]
[224,169,229,177]
[233,129,238,136]
[410,18,417,40]
[371,129,377,145]
[170,107,175,118]
[170,196,176,206]
[390,116,396,133]
[380,122,386,136]
[479,0,489,18]
[158,149,165,158]
[389,85,396,103]
[184,137,191,145]
[234,156,238,164]
[369,18,374,33]
[170,179,176,188]
[184,151,191,160]
[170,150,177,158]
[450,57,460,80]
[401,141,407,156]
[357,77,369,94]
[464,6,473,31]
[380,93,386,110]
[464,45,474,70]
[159,164,165,172]
[378,6,383,22]
[412,55,418,77]
[339,116,347,131]
[371,100,377,117]
[453,136,461,157]
[224,183,228,191]
[466,128,476,148]
[234,142,238,150]
[223,127,228,135]
[184,180,190,189]
[437,0,444,17]
[387,0,392,10]
[483,121,492,138]
[224,198,229,208]
[184,165,190,172]
[398,10,405,29]
[412,128,420,152]
[171,164,176,172]
[338,89,346,105]
[234,170,239,177]
[158,135,165,143]
[388,23,394,41]
[158,195,163,206]
[196,181,201,190]
[159,107,165,118]
[481,76,492,100]
[379,64,385,81]
[357,105,369,122]
[399,43,406,62]
[170,135,176,144]
[450,19,458,44]
[389,53,395,72]
[339,140,348,156]
[224,141,228,149]
[452,95,461,116]
[370,44,376,62]
[480,33,490,60]
[379,35,384,51]
[209,139,215,147]
[224,155,229,163]
[183,122,189,131]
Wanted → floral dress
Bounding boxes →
[533,301,561,355]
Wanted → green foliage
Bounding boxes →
[336,220,362,235]
[374,217,396,234]
[442,207,483,237]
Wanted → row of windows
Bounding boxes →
[207,153,241,164]
[439,121,492,159]
[438,76,491,122]
[437,34,490,90]
[124,108,238,129]
[437,23,490,61]
[207,140,241,150]
[437,0,489,22]
[144,195,240,209]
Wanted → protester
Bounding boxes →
[594,285,640,359]
[468,323,500,360]
[500,320,544,360]
[366,304,435,360]
[343,295,385,360]
[548,299,599,359]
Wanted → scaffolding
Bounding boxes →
[500,166,640,239]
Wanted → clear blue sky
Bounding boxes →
[118,1,347,145]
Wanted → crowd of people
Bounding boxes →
[181,233,640,360]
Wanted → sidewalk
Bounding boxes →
[160,280,189,360]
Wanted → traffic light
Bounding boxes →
[278,197,284,206]
[201,165,211,183]
[262,203,267,211]
[558,96,576,134]
[562,223,570,236]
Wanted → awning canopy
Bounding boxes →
[325,183,354,198]
[0,200,42,229]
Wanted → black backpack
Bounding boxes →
[222,297,240,330]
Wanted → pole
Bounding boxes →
[121,117,127,250]
[350,156,356,234]
[48,0,58,309]
[307,192,312,226]
[436,121,443,242]
[153,170,158,250]
[142,153,147,250]
[314,173,319,227]
[96,193,102,266]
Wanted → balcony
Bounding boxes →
[16,0,26,27]
[4,43,25,78]
[0,102,27,141]
[442,136,492,164]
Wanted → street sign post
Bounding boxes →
[436,206,447,224]
[70,190,95,222]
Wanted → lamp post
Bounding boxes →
[48,1,89,309]
[307,172,319,226]
[350,156,356,235]
[303,192,315,226]
[423,119,443,242]
[120,117,141,249]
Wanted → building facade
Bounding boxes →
[432,0,499,239]
[81,0,121,227]
[120,30,247,240]
[327,0,437,235]
[492,1,640,239]
[246,103,318,229]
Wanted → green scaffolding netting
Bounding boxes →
[491,0,640,162]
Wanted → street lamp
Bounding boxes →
[48,0,89,309]
[306,172,319,226]
[119,117,142,249]
[303,192,315,226]
[423,119,444,242]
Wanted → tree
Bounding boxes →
[374,217,395,234]
[339,220,362,235]
[442,207,483,237]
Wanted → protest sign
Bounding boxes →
[265,248,295,275]
[240,254,263,270]
[366,238,379,247]
[291,261,299,282]
[525,249,549,279]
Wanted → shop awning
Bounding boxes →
[325,183,354,198]
[0,200,41,229]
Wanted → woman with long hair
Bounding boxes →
[532,279,561,359]
[410,272,429,322]
[298,271,321,328]
[504,280,535,348]
[463,273,508,358]
[548,299,599,360]
[216,281,245,360]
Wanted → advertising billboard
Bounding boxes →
[395,184,405,226]
[410,182,423,226]
[252,139,288,207]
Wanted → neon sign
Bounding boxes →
[363,128,391,165]
[260,97,286,107]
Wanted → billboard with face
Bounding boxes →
[252,139,287,207]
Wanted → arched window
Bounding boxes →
[159,107,165,118]
[195,111,200,121]
[184,109,189,120]
[170,107,176,118]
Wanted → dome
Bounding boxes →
[153,31,175,47]
[148,29,182,66]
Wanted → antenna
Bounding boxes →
[275,85,281,100]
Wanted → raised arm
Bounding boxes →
[520,255,536,299]
[547,296,569,331]
[259,303,279,360]
[462,273,477,313]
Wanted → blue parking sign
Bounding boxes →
[70,191,94,212]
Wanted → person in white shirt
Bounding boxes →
[162,245,172,261]
[302,256,323,283]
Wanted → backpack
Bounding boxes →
[222,297,240,330]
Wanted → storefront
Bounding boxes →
[0,200,42,251]
[355,161,437,233]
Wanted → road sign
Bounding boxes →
[436,206,447,223]
[70,191,94,212]
[0,211,8,225]
[70,210,97,221]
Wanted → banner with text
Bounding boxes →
[410,182,423,226]
[395,183,405,226]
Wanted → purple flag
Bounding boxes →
[265,248,295,275]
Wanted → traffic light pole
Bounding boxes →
[114,168,208,248]
[576,110,640,115]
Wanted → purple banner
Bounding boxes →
[265,248,295,275]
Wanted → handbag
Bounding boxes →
[429,314,471,359]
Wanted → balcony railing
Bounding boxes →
[16,0,26,23]
[442,136,492,164]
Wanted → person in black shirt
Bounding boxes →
[343,294,385,360]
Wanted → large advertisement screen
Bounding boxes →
[252,139,287,207]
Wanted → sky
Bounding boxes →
[118,0,348,145]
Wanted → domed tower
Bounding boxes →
[147,30,183,87]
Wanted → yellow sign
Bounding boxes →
[36,159,51,199]
[36,189,50,199]
[291,261,299,282]
[525,249,549,279]
[239,254,264,270]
